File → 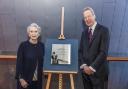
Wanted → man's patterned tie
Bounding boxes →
[88,28,92,44]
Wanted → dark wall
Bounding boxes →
[108,61,128,89]
[0,60,16,89]
[0,0,128,57]
[1,1,128,89]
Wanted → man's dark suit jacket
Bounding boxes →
[79,23,109,80]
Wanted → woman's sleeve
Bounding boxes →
[15,43,24,79]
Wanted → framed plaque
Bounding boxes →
[43,39,78,73]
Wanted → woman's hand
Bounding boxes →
[19,79,29,88]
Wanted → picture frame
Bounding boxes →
[43,39,78,73]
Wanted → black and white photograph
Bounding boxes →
[51,44,71,65]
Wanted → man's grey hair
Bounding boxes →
[83,7,96,18]
[27,23,41,34]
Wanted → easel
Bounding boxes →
[45,72,76,89]
[45,7,76,89]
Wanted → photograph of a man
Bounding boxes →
[51,52,58,64]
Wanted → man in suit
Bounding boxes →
[79,7,109,89]
[51,52,58,64]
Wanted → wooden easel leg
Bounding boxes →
[70,74,75,89]
[59,74,63,89]
[46,73,52,89]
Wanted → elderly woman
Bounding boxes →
[15,23,44,89]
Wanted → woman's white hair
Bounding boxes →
[27,23,41,35]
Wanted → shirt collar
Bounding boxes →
[89,21,97,34]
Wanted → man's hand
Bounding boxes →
[19,79,29,88]
[83,66,94,75]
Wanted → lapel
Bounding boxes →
[84,28,90,48]
[89,23,100,47]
